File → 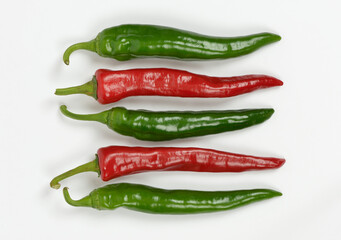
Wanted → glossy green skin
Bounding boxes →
[95,24,281,61]
[60,106,274,141]
[108,107,274,141]
[64,183,281,214]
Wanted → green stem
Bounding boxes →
[60,105,109,124]
[63,187,92,207]
[63,39,97,65]
[50,159,100,189]
[55,76,98,100]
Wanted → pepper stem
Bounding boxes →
[60,105,109,124]
[55,76,98,100]
[63,39,96,65]
[50,158,100,189]
[63,187,92,207]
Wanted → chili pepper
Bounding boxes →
[59,105,274,141]
[55,68,283,104]
[50,146,285,189]
[62,183,282,214]
[63,24,281,65]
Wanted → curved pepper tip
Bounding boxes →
[63,56,70,65]
[63,44,74,65]
[60,105,67,112]
[63,40,97,65]
[63,187,73,205]
[62,48,71,65]
[63,187,93,207]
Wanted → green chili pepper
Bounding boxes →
[63,183,281,214]
[63,24,281,65]
[60,105,274,141]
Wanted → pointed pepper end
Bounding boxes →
[265,108,275,118]
[273,77,284,86]
[271,190,283,197]
[277,158,286,168]
[272,33,281,42]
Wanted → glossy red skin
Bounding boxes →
[97,146,285,181]
[95,68,283,104]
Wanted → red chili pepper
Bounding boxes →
[50,146,285,189]
[55,68,283,104]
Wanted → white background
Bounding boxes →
[1,0,340,239]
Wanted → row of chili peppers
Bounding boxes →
[51,24,284,214]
